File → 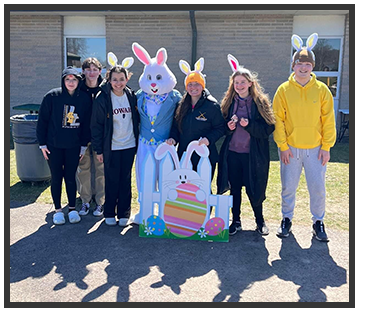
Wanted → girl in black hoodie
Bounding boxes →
[37,67,91,225]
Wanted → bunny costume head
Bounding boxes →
[179,58,206,90]
[132,42,177,96]
[291,33,318,69]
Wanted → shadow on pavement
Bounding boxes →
[10,212,347,302]
[271,234,347,302]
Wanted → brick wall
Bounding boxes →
[105,13,293,103]
[9,12,349,120]
[195,13,293,102]
[105,13,192,96]
[10,15,63,116]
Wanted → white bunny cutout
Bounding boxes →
[107,52,134,69]
[179,58,206,88]
[291,33,319,62]
[155,140,209,202]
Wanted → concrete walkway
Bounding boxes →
[9,201,350,303]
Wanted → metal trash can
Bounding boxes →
[10,114,51,182]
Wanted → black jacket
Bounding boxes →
[169,89,225,167]
[79,75,103,101]
[91,81,139,165]
[217,100,275,206]
[36,70,91,149]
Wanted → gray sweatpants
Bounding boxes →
[280,145,326,223]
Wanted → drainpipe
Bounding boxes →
[189,10,197,66]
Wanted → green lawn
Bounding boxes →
[10,140,349,231]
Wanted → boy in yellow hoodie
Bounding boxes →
[273,33,336,241]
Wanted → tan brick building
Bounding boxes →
[9,9,351,129]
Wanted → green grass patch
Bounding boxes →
[10,139,349,231]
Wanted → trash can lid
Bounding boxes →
[10,114,38,122]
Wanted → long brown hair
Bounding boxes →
[221,69,275,125]
[174,92,193,133]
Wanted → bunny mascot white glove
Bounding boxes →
[131,43,182,223]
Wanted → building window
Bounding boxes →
[311,38,342,98]
[63,16,106,74]
[65,37,106,72]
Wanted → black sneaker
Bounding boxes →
[312,221,329,242]
[277,218,292,238]
[256,222,269,236]
[229,221,242,236]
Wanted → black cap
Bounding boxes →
[62,66,82,80]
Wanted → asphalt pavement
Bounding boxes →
[9,200,350,304]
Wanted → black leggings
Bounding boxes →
[104,147,136,219]
[47,145,80,210]
[228,150,264,226]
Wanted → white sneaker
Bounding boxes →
[68,210,81,224]
[93,204,103,217]
[78,202,90,216]
[130,213,140,225]
[118,218,129,227]
[53,211,65,225]
[105,217,117,226]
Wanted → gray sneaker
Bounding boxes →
[93,205,103,217]
[78,202,90,216]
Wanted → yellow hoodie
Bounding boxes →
[273,73,336,152]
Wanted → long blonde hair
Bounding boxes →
[221,69,275,125]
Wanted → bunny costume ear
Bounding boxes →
[132,42,152,66]
[306,33,319,51]
[121,57,134,69]
[291,35,303,52]
[194,58,204,73]
[181,140,209,169]
[179,60,191,75]
[108,52,118,67]
[155,143,180,170]
[227,54,241,72]
[156,48,168,66]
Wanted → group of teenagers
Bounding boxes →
[36,33,336,242]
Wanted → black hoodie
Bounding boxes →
[36,67,91,149]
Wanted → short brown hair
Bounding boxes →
[105,66,133,81]
[82,57,102,70]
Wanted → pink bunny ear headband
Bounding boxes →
[227,54,253,78]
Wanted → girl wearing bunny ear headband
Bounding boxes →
[91,52,140,227]
[217,54,275,236]
[166,58,225,177]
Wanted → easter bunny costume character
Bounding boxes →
[131,43,182,223]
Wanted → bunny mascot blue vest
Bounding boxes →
[131,43,182,224]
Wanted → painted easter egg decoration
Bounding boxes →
[164,183,207,237]
[146,215,166,236]
[204,217,225,236]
